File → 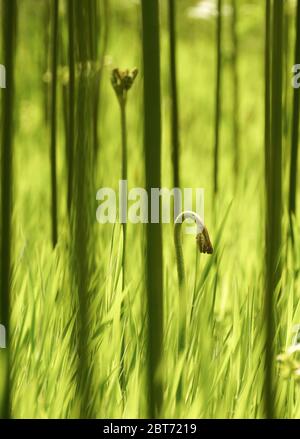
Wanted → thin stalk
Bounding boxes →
[168,0,180,189]
[283,2,290,146]
[50,0,59,247]
[264,0,271,200]
[289,0,300,216]
[174,211,213,401]
[121,98,128,285]
[231,0,239,179]
[67,0,75,214]
[89,0,100,157]
[265,0,283,420]
[141,0,163,418]
[43,0,51,125]
[0,0,16,420]
[119,101,127,398]
[97,0,110,158]
[111,68,138,397]
[59,29,69,209]
[264,0,272,418]
[213,0,222,194]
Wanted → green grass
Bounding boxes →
[1,0,300,419]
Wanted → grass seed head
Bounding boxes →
[196,226,213,254]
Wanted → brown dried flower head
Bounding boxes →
[111,68,138,104]
[196,226,213,254]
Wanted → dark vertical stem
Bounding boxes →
[283,2,290,145]
[50,0,59,247]
[231,0,239,179]
[68,0,75,215]
[264,0,271,199]
[72,0,97,418]
[141,0,163,418]
[43,0,51,125]
[213,0,222,194]
[0,0,16,420]
[90,0,100,157]
[264,0,272,418]
[289,0,300,216]
[265,0,283,420]
[168,0,180,189]
[98,0,110,128]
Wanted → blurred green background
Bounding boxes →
[0,0,300,418]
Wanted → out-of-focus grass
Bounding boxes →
[4,0,300,418]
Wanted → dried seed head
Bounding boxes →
[111,67,138,104]
[196,226,213,254]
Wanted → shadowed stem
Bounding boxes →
[265,0,283,420]
[168,0,180,189]
[0,0,16,420]
[289,0,300,218]
[50,0,59,247]
[67,0,75,215]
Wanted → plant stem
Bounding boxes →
[119,100,127,397]
[213,0,222,194]
[67,0,75,215]
[174,211,213,400]
[72,0,97,418]
[289,0,300,216]
[50,0,59,247]
[231,0,239,179]
[168,0,180,189]
[141,0,163,418]
[43,0,51,125]
[265,0,284,420]
[0,0,16,420]
[264,0,271,205]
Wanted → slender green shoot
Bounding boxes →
[213,0,222,194]
[111,67,138,396]
[50,0,59,247]
[168,0,180,189]
[231,0,239,180]
[289,0,300,217]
